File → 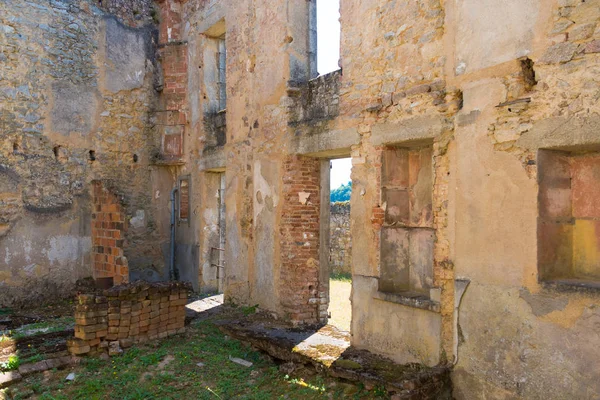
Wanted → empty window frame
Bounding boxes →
[179,176,191,223]
[217,34,226,111]
[538,149,600,285]
[379,143,435,296]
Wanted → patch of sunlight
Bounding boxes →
[285,376,326,393]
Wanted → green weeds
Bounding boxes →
[330,272,352,282]
[7,321,388,399]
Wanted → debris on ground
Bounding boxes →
[228,356,253,367]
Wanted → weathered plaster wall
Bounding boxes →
[164,0,600,397]
[0,0,164,306]
[335,0,458,368]
[170,0,319,316]
[449,0,600,397]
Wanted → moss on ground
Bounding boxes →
[2,320,389,400]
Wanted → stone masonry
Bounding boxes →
[68,281,189,356]
[3,0,600,398]
[0,0,165,306]
[330,202,351,276]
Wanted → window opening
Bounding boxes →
[316,0,341,76]
[179,176,190,223]
[217,35,226,111]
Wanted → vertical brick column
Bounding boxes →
[156,0,187,160]
[280,155,326,325]
[92,181,128,285]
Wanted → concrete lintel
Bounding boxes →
[198,12,226,37]
[199,146,226,171]
[292,127,359,158]
[371,115,449,147]
[517,114,600,151]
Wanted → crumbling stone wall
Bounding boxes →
[330,202,351,276]
[152,0,600,397]
[0,0,164,307]
[68,281,189,356]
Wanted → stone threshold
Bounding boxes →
[216,316,452,400]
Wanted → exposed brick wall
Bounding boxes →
[92,181,129,285]
[68,281,190,356]
[279,155,327,325]
[156,0,187,160]
[157,0,183,44]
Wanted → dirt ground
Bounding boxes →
[328,279,352,332]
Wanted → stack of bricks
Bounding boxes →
[67,281,190,356]
[91,181,129,285]
[279,155,327,325]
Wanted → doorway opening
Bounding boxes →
[327,157,352,331]
[205,171,226,295]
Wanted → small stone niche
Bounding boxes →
[379,142,434,296]
[538,149,600,285]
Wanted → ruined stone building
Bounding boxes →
[2,0,600,397]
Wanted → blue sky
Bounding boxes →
[317,0,348,190]
[317,0,341,76]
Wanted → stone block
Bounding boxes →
[67,339,91,356]
[74,331,97,341]
[584,40,600,54]
[75,317,97,326]
[96,330,108,338]
[0,371,22,388]
[78,294,95,305]
[108,341,122,356]
[540,42,579,64]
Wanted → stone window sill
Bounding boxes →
[541,279,600,295]
[373,291,440,313]
[152,158,186,166]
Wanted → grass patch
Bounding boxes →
[5,321,388,399]
[0,354,20,372]
[9,316,74,340]
[330,272,352,282]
